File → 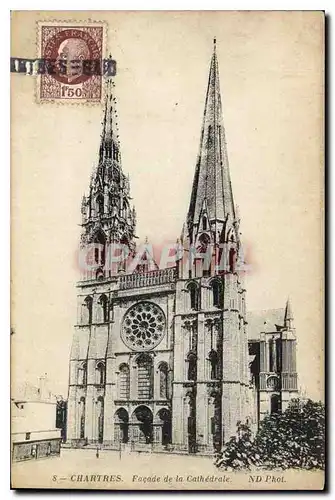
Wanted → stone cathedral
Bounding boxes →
[67,41,298,454]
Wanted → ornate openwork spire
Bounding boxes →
[80,74,136,262]
[99,77,120,163]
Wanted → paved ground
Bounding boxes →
[11,447,323,490]
[12,447,217,490]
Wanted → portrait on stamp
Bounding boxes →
[39,23,105,102]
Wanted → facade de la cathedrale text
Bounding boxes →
[66,40,298,455]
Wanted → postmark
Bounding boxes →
[37,21,107,103]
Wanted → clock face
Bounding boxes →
[121,302,166,351]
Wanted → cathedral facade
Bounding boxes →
[66,41,298,454]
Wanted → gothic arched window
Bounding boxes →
[187,282,199,311]
[118,364,130,399]
[94,231,106,266]
[211,279,223,308]
[198,233,210,253]
[79,397,86,439]
[78,362,87,386]
[136,354,153,399]
[97,396,104,443]
[98,294,108,323]
[202,216,207,231]
[208,350,219,380]
[197,233,211,276]
[83,296,93,325]
[187,352,197,381]
[158,362,169,399]
[96,194,104,217]
[96,361,105,385]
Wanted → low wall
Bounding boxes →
[12,437,61,462]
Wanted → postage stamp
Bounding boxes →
[37,21,107,103]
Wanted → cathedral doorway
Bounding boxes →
[114,408,129,443]
[270,394,281,414]
[157,408,172,445]
[133,406,153,444]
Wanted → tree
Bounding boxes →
[56,396,68,442]
[216,399,325,470]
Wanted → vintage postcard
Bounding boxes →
[11,11,325,490]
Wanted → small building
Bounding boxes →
[247,300,298,425]
[11,377,62,462]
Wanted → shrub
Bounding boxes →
[215,399,325,470]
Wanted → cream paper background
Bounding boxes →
[11,10,324,490]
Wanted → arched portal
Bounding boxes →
[132,406,153,444]
[270,394,281,415]
[156,408,172,446]
[114,408,129,444]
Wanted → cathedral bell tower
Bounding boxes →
[67,75,138,444]
[80,76,137,281]
[179,38,239,280]
[172,40,251,453]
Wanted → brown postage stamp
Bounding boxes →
[37,21,106,103]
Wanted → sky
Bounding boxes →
[11,11,324,400]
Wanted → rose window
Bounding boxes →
[121,302,166,351]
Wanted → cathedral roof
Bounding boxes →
[247,308,285,340]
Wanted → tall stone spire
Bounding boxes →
[187,39,236,245]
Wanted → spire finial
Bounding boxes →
[213,37,216,50]
[284,297,294,328]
